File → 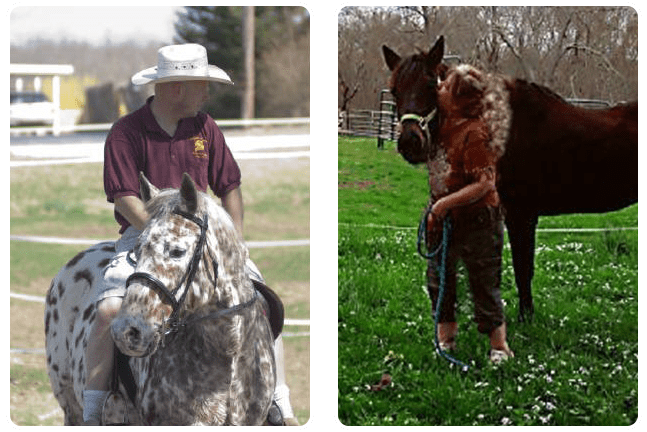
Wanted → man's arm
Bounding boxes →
[221,187,244,237]
[114,195,150,231]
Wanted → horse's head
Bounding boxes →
[111,173,249,357]
[382,36,447,164]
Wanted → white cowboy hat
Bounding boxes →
[131,43,234,86]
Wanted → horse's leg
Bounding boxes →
[505,210,538,322]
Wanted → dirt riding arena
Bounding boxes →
[9,127,310,425]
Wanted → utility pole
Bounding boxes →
[242,6,255,119]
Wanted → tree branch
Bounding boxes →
[565,44,626,82]
[492,26,535,82]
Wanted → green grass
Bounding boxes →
[338,137,638,426]
[338,137,429,227]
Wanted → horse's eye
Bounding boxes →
[169,247,186,259]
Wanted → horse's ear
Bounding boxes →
[437,63,449,81]
[426,35,445,70]
[179,172,199,214]
[139,172,159,203]
[382,45,401,71]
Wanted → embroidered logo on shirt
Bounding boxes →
[190,136,209,159]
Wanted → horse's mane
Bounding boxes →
[513,79,569,105]
[510,78,637,123]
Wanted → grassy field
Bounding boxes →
[10,156,310,425]
[338,137,638,426]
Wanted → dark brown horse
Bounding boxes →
[382,36,638,321]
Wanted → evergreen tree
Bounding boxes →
[173,6,310,119]
[174,6,244,118]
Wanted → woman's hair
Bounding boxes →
[445,64,486,118]
[442,64,511,159]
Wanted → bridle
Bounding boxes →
[125,207,257,336]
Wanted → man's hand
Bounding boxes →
[428,198,448,230]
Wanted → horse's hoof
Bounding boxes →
[266,401,284,426]
[517,308,534,323]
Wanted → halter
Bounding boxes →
[125,207,257,336]
[400,107,438,148]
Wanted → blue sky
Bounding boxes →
[10,5,182,45]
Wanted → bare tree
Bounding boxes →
[339,6,637,111]
[255,6,310,117]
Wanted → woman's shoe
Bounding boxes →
[438,340,457,351]
[489,346,514,364]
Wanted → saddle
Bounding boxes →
[252,279,285,340]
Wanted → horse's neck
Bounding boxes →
[213,275,256,308]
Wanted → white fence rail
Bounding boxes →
[10,117,309,137]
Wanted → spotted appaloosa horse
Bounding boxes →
[382,36,638,321]
[45,173,276,425]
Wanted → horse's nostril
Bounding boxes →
[126,327,141,343]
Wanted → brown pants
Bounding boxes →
[426,206,505,334]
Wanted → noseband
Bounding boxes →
[125,207,257,336]
[400,108,438,148]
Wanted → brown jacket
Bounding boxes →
[439,116,500,211]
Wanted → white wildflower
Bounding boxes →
[545,374,553,383]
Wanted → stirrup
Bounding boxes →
[101,390,130,425]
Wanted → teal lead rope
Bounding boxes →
[417,208,470,372]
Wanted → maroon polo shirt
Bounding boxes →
[104,96,241,233]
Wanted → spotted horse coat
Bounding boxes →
[45,173,276,425]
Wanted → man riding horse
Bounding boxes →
[84,43,298,425]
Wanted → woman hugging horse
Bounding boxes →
[426,64,514,364]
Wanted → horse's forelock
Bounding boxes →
[145,189,179,220]
[390,54,422,89]
[144,188,210,222]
